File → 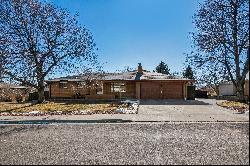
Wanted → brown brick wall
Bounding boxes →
[49,80,186,99]
[103,81,136,99]
[49,81,136,99]
[49,82,90,98]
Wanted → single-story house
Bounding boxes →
[46,64,195,100]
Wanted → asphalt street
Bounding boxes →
[0,123,249,165]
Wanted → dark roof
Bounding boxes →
[46,71,193,82]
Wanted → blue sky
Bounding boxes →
[49,0,201,73]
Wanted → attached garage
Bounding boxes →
[140,81,184,99]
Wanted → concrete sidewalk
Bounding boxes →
[0,99,248,122]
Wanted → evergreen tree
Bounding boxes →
[155,61,170,75]
[183,65,194,79]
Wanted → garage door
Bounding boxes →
[140,82,160,99]
[140,82,183,99]
[161,82,183,99]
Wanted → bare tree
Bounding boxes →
[187,55,229,95]
[190,0,249,101]
[0,0,97,103]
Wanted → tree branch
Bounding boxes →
[3,70,38,88]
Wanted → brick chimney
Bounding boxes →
[137,63,143,74]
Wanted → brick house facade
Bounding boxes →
[46,64,194,100]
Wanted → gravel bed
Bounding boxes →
[0,123,249,165]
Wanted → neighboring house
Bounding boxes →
[219,82,237,96]
[46,64,195,100]
[0,82,29,101]
[218,72,249,97]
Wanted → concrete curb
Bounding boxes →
[0,119,249,125]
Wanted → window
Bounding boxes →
[44,83,49,91]
[77,81,86,88]
[96,85,103,95]
[59,81,68,89]
[111,82,126,92]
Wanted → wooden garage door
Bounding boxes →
[161,82,183,99]
[141,82,160,99]
[140,82,183,99]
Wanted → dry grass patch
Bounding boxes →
[217,101,249,113]
[0,102,120,114]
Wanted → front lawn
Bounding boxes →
[0,101,135,115]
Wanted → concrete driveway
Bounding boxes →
[138,99,249,122]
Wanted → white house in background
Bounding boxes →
[219,82,236,96]
[218,71,249,96]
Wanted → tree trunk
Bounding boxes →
[236,83,245,102]
[36,62,45,103]
[37,77,45,103]
[37,87,45,103]
[215,85,219,98]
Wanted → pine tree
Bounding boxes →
[183,65,194,79]
[155,61,170,75]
